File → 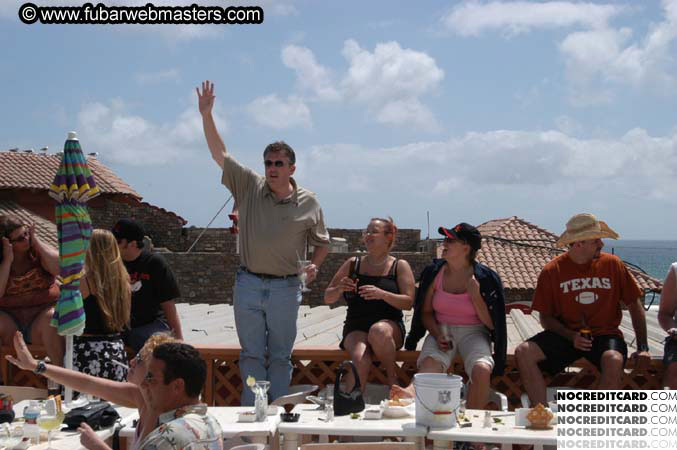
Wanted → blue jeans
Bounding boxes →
[123,318,170,353]
[234,269,301,405]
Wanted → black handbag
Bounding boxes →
[333,360,365,416]
[63,401,120,430]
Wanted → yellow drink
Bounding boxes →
[37,415,63,431]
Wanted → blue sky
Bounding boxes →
[2,1,677,239]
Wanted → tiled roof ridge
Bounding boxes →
[478,216,559,246]
[138,200,188,225]
[0,150,140,199]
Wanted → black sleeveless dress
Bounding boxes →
[340,256,406,350]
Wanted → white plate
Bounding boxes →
[237,412,257,422]
[380,400,415,418]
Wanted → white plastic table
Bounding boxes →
[426,409,557,450]
[8,400,136,450]
[278,404,427,450]
[118,406,282,450]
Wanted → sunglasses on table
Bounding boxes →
[264,160,287,168]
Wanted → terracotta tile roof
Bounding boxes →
[139,201,188,225]
[0,200,58,248]
[0,151,140,199]
[476,216,662,293]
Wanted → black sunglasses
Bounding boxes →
[264,160,286,168]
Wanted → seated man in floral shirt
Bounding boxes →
[138,342,222,450]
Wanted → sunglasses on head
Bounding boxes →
[264,160,286,168]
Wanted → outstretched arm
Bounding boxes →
[6,332,142,408]
[197,80,226,170]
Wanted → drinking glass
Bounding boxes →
[324,390,334,421]
[251,380,270,422]
[297,260,311,293]
[37,407,64,449]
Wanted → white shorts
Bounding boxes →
[416,324,494,376]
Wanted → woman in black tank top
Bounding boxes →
[325,218,415,391]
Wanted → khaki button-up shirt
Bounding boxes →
[221,155,330,276]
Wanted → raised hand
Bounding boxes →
[5,331,38,372]
[196,80,215,116]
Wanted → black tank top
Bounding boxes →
[83,279,117,335]
[343,256,403,323]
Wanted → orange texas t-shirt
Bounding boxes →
[532,252,642,337]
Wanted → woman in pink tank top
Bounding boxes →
[392,223,497,410]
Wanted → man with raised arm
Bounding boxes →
[515,213,651,406]
[197,80,331,405]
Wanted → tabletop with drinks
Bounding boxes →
[0,398,135,450]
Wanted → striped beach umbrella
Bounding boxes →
[48,131,100,336]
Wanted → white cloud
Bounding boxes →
[274,40,444,130]
[301,127,677,206]
[134,69,180,85]
[559,0,677,101]
[341,40,444,105]
[281,45,340,101]
[339,39,444,129]
[77,99,227,166]
[376,98,439,131]
[246,94,311,130]
[443,1,621,37]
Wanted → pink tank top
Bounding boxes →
[432,267,482,325]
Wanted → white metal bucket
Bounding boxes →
[413,373,462,428]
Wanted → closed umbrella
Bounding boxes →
[49,131,100,403]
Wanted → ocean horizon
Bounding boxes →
[603,239,677,306]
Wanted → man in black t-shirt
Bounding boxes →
[112,219,184,352]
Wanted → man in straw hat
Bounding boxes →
[515,213,651,405]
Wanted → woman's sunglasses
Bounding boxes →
[9,231,29,243]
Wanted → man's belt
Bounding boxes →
[239,266,297,280]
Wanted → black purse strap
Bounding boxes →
[335,360,361,393]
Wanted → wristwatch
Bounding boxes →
[637,343,650,353]
[34,359,47,375]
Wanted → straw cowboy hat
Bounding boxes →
[555,213,619,248]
